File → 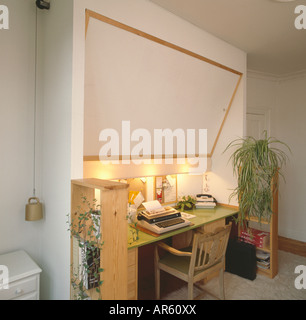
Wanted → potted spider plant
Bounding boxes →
[224,131,290,225]
[176,195,197,211]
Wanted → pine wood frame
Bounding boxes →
[70,179,129,299]
[153,175,178,205]
[83,9,243,161]
[238,172,279,278]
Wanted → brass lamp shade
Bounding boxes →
[25,197,43,221]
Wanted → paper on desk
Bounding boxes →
[181,212,196,219]
[142,200,163,213]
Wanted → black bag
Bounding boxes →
[225,238,257,280]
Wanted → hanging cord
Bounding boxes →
[33,7,38,197]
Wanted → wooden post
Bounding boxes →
[70,179,129,300]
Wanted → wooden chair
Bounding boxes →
[154,223,232,300]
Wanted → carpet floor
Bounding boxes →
[146,250,306,300]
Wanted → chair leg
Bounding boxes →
[219,269,225,300]
[155,266,160,300]
[188,280,193,300]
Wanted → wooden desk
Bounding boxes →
[127,206,238,299]
[70,179,238,300]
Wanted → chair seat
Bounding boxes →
[159,247,208,277]
[159,253,190,275]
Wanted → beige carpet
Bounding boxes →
[162,250,306,300]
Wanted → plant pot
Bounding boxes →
[183,205,194,211]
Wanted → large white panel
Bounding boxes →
[84,15,240,157]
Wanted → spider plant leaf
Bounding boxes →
[225,132,290,224]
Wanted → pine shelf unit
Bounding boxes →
[70,178,129,300]
[240,175,279,279]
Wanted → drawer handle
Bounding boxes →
[15,288,23,295]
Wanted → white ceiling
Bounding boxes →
[150,0,306,75]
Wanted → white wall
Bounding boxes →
[0,0,74,301]
[276,76,306,242]
[38,0,74,299]
[83,17,242,158]
[0,0,74,300]
[0,0,245,300]
[73,0,246,206]
[247,71,306,242]
[0,0,42,263]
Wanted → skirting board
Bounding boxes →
[278,236,306,258]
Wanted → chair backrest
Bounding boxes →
[189,223,232,275]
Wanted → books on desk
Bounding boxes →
[138,207,181,224]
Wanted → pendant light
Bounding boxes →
[26,2,50,221]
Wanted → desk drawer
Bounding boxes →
[0,275,38,300]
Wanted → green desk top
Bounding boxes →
[128,205,238,249]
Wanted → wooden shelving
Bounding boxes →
[240,179,279,279]
[70,178,129,300]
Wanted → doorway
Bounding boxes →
[246,107,270,139]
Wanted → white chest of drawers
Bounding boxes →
[0,250,42,300]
